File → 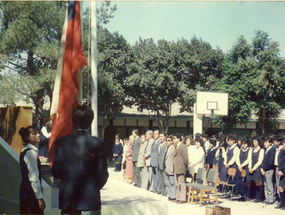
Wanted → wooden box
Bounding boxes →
[205,206,231,215]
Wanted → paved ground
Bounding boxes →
[102,167,283,215]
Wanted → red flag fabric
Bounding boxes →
[49,1,87,165]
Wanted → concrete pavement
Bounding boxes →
[103,168,283,215]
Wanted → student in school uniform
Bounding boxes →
[276,139,285,210]
[260,136,276,205]
[236,137,251,201]
[113,136,123,172]
[217,136,227,176]
[220,134,239,182]
[205,139,218,170]
[247,136,265,202]
[19,126,45,214]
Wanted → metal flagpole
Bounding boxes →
[90,1,98,137]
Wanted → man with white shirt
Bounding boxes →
[202,134,210,154]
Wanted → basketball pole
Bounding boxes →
[193,103,203,137]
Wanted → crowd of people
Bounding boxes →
[113,129,285,209]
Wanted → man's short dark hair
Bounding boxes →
[228,134,237,142]
[72,105,94,129]
[132,129,139,135]
[195,133,201,139]
[263,136,273,143]
[172,133,182,141]
[274,135,283,143]
[209,139,216,147]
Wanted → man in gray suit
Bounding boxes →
[132,129,141,187]
[137,134,147,189]
[163,135,176,200]
[142,130,154,190]
[173,133,188,203]
[158,132,168,195]
[150,130,161,193]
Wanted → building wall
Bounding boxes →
[99,116,285,141]
[0,106,33,155]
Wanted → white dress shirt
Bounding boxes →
[274,145,283,166]
[223,143,240,166]
[41,126,51,139]
[187,145,196,165]
[21,143,43,199]
[191,146,205,173]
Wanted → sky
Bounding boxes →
[85,1,285,58]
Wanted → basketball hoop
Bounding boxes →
[207,101,218,115]
[196,92,228,116]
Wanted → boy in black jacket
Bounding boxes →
[261,136,276,204]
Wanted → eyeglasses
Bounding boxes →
[166,139,171,142]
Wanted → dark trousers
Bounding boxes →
[61,210,81,215]
[20,200,43,215]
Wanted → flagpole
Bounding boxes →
[90,1,98,137]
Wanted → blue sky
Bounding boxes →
[86,1,285,57]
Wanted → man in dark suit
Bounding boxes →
[150,130,161,193]
[173,133,188,204]
[52,105,109,215]
[132,129,141,187]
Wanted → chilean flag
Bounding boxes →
[49,1,87,165]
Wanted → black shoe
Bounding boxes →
[254,199,262,203]
[264,201,274,205]
[238,196,246,202]
[275,203,284,209]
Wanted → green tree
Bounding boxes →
[214,31,285,134]
[175,37,224,113]
[0,1,66,123]
[126,39,180,133]
[251,31,285,134]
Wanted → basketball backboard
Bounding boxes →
[196,91,228,116]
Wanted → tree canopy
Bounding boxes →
[214,31,285,134]
[0,1,66,123]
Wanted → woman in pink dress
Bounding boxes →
[125,136,134,184]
